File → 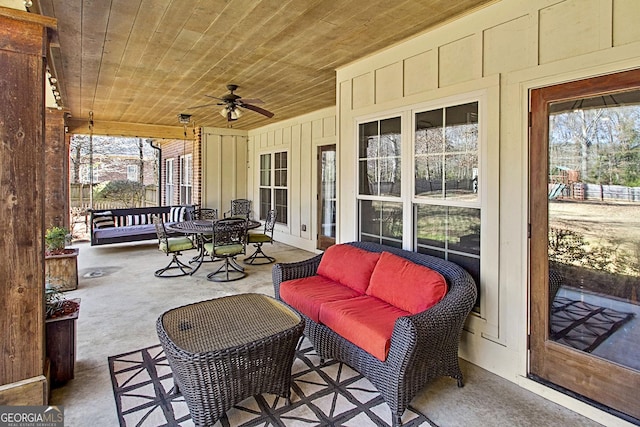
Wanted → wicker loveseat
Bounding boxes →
[272,241,477,426]
[89,205,195,246]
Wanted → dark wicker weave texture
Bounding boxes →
[156,293,304,427]
[272,241,477,426]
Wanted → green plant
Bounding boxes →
[45,284,64,318]
[97,179,144,207]
[45,226,70,254]
[45,283,79,319]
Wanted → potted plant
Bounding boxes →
[45,226,69,254]
[44,226,79,291]
[45,284,80,387]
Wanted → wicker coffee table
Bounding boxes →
[156,293,304,427]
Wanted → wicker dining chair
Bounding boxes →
[152,215,195,278]
[244,209,277,265]
[203,218,247,282]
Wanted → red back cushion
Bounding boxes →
[317,244,380,294]
[366,251,448,314]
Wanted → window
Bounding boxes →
[359,117,402,197]
[81,164,99,183]
[179,154,192,205]
[356,101,482,313]
[414,101,480,311]
[259,151,288,224]
[357,117,402,245]
[127,164,138,181]
[165,159,174,205]
[414,103,478,200]
[359,200,403,248]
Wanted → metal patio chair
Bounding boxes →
[244,209,277,265]
[224,198,251,219]
[203,218,247,282]
[152,215,195,278]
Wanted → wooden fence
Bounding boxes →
[550,182,640,202]
[70,183,158,210]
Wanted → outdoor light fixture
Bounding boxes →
[46,67,62,109]
[178,113,193,139]
[178,113,192,124]
[220,106,242,120]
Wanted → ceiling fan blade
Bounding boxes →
[238,98,264,104]
[242,103,274,118]
[205,94,225,101]
[189,102,219,109]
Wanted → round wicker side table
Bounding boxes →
[156,293,304,427]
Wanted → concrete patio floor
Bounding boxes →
[50,239,604,426]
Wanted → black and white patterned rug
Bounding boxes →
[108,338,438,426]
[551,296,634,353]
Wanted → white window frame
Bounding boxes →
[354,87,499,337]
[179,154,192,205]
[355,114,404,247]
[127,164,138,181]
[258,151,288,225]
[81,164,100,184]
[412,98,482,313]
[165,158,174,205]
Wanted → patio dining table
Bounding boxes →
[167,219,261,275]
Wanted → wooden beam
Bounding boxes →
[66,118,190,139]
[0,5,56,29]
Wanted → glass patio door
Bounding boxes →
[529,69,640,422]
[317,145,336,251]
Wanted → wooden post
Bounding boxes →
[44,108,69,229]
[45,299,80,387]
[0,7,57,405]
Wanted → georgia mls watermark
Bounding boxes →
[0,406,64,427]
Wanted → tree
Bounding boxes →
[549,105,640,187]
[70,135,89,184]
[138,138,144,184]
[69,134,158,184]
[97,180,144,208]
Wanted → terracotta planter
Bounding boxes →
[46,298,80,387]
[45,248,79,291]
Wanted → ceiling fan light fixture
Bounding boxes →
[220,106,242,120]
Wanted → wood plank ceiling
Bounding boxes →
[34,0,496,134]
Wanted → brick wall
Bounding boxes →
[159,128,201,206]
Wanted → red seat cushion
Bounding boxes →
[319,295,410,361]
[280,276,361,322]
[317,244,381,293]
[366,251,448,314]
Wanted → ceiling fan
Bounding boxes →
[191,84,275,122]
